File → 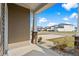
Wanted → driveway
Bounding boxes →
[38,34,65,41]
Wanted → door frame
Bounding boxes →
[1,3,8,55]
[0,3,4,56]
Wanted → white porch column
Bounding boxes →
[31,10,38,44]
[30,9,33,43]
[77,3,79,32]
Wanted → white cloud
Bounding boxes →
[65,22,71,24]
[62,3,78,11]
[69,12,78,19]
[57,12,61,15]
[63,17,69,21]
[47,22,57,26]
[39,17,48,23]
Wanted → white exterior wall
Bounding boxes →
[47,29,51,31]
[57,28,64,31]
[57,25,75,32]
[64,25,75,31]
[51,27,54,30]
[47,27,55,31]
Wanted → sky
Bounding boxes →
[36,3,78,27]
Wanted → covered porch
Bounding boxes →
[0,3,79,56]
[0,3,55,56]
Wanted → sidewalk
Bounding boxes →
[8,42,60,56]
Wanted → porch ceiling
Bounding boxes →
[15,3,42,10]
[15,3,55,14]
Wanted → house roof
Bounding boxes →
[58,23,73,26]
[57,23,74,28]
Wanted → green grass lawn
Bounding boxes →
[48,36,75,48]
[38,31,77,48]
[38,31,78,35]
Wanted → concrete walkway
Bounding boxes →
[8,43,61,56]
[8,34,65,56]
[23,44,61,56]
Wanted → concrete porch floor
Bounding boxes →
[8,41,61,56]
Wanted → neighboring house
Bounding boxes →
[75,27,77,32]
[46,26,55,31]
[57,23,75,32]
[37,26,45,31]
[37,23,75,32]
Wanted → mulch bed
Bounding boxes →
[50,46,76,56]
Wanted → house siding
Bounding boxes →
[64,25,75,31]
[57,25,75,32]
